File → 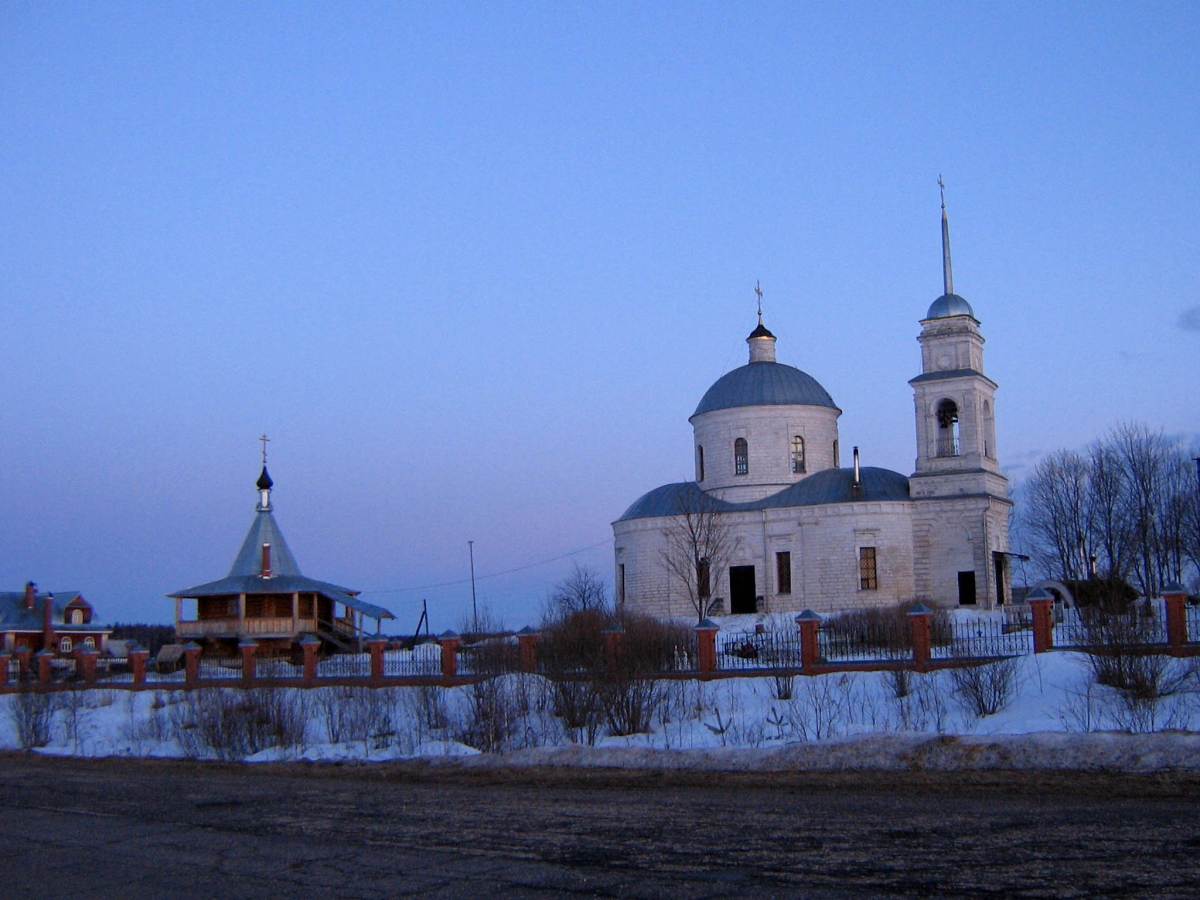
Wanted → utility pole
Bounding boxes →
[468,540,478,635]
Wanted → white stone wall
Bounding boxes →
[613,500,916,620]
[690,405,841,502]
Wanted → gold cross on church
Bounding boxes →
[259,433,270,465]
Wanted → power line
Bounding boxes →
[359,537,611,596]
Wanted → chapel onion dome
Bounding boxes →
[256,466,274,491]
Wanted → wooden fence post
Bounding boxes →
[367,637,388,684]
[796,610,822,673]
[239,639,258,685]
[907,603,932,672]
[128,645,148,689]
[439,630,461,680]
[1026,588,1055,653]
[300,634,321,686]
[517,626,541,674]
[694,619,719,679]
[183,642,202,689]
[1163,582,1188,654]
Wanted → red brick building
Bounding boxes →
[0,582,112,656]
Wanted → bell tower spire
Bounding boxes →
[939,175,954,297]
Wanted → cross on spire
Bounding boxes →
[754,280,763,323]
[259,433,270,466]
[938,173,946,211]
[938,176,954,296]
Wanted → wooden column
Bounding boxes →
[291,592,300,634]
[238,593,247,631]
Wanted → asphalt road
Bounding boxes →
[2,755,1199,898]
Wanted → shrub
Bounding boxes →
[950,658,1018,717]
[9,689,59,749]
[171,689,309,760]
[823,601,952,653]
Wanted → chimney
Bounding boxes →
[24,581,36,610]
[261,543,272,578]
[43,592,55,649]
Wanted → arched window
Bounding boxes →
[83,637,96,649]
[59,637,72,653]
[734,438,748,476]
[70,609,84,624]
[791,436,806,474]
[696,445,705,482]
[936,399,960,457]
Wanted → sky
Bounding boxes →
[2,2,1198,630]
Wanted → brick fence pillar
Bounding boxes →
[367,637,388,684]
[1027,588,1055,653]
[1163,582,1188,654]
[75,647,98,685]
[439,631,461,680]
[517,627,540,674]
[602,626,624,671]
[908,604,932,672]
[0,651,10,688]
[14,646,32,682]
[37,649,54,685]
[300,635,321,686]
[694,620,719,679]
[239,639,258,684]
[129,646,148,689]
[796,610,822,673]
[183,642,202,689]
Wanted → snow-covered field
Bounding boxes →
[4,650,1199,771]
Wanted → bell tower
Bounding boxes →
[908,180,1011,608]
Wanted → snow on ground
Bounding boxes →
[2,649,1199,771]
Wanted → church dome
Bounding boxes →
[926,293,975,320]
[692,361,838,418]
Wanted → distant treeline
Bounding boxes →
[109,623,176,656]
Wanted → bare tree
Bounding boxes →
[661,489,733,624]
[544,563,609,619]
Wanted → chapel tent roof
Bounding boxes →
[615,466,910,522]
[692,362,838,419]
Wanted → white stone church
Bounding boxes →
[612,198,1012,618]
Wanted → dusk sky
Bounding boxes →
[2,3,1197,630]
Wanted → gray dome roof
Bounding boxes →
[692,362,837,418]
[616,466,910,522]
[926,293,975,319]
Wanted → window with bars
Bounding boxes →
[776,551,792,594]
[734,438,748,476]
[858,547,878,590]
[696,445,705,482]
[791,436,805,473]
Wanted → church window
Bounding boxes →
[618,564,626,607]
[983,400,995,459]
[936,399,960,457]
[83,636,96,649]
[59,637,73,653]
[791,436,805,474]
[833,439,839,468]
[734,438,748,476]
[858,547,878,590]
[776,551,792,594]
[696,445,705,482]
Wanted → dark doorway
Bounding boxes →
[993,552,1006,606]
[958,571,977,606]
[730,565,757,614]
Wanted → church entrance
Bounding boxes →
[730,566,757,614]
[957,571,977,606]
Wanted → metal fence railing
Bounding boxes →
[819,622,914,664]
[933,619,1033,659]
[198,657,243,680]
[1055,608,1168,648]
[317,653,371,679]
[718,630,803,671]
[383,646,442,678]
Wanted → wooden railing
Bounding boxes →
[176,617,318,638]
